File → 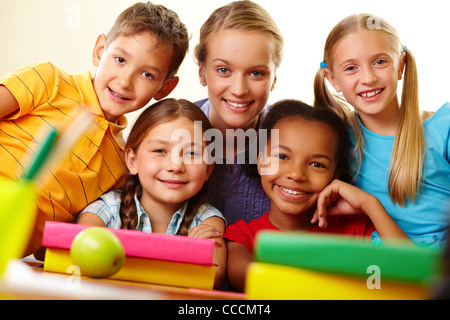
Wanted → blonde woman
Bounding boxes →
[194,0,284,226]
[314,13,450,248]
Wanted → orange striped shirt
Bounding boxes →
[0,62,127,256]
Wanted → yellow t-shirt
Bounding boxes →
[0,62,128,257]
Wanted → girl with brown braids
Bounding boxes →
[78,98,226,287]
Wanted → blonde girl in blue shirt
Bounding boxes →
[78,98,227,287]
[314,13,450,248]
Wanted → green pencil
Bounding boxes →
[23,110,92,183]
[24,129,58,181]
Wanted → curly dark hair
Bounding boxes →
[245,99,351,183]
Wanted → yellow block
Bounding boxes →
[44,248,215,290]
[0,179,36,277]
[245,262,430,300]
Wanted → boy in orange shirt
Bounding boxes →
[0,2,189,260]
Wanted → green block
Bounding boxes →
[254,231,442,284]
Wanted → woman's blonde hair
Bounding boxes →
[314,13,425,206]
[194,0,284,68]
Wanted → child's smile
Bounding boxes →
[107,87,132,102]
[276,185,311,199]
[358,88,383,101]
[157,178,188,189]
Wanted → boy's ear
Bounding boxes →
[125,148,138,175]
[154,76,179,100]
[92,34,107,67]
[323,68,342,93]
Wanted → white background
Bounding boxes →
[1,0,448,134]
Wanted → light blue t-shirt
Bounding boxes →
[350,103,450,248]
[79,190,225,234]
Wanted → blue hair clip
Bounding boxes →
[402,45,407,53]
[320,62,327,69]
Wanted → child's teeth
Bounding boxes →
[279,186,305,195]
[361,89,381,97]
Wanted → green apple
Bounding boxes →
[70,227,125,278]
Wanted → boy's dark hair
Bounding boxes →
[106,2,189,79]
[246,99,351,182]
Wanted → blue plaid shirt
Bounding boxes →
[79,190,225,234]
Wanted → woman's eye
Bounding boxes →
[217,67,229,75]
[250,71,264,78]
[115,57,125,64]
